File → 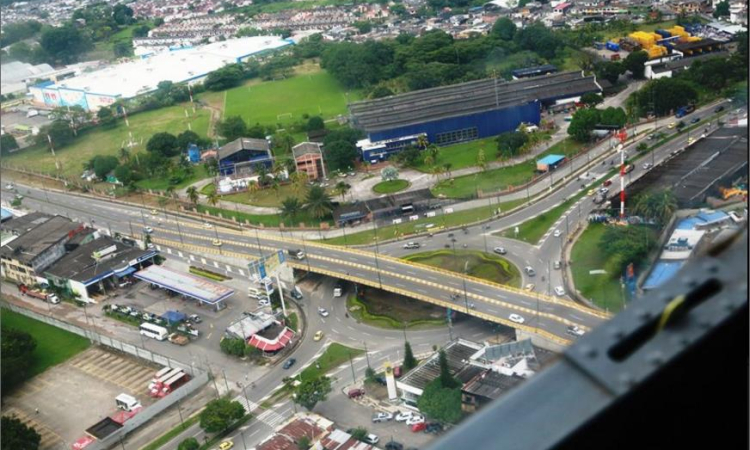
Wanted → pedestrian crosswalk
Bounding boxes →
[234,395,288,429]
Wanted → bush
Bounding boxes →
[220,338,248,357]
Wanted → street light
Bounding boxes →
[373,224,384,290]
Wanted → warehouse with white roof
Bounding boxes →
[28,36,293,111]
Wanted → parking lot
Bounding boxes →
[1,347,160,449]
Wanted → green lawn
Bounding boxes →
[1,308,90,377]
[201,182,217,195]
[221,66,362,128]
[414,137,499,172]
[221,183,302,207]
[136,165,210,191]
[431,138,584,199]
[347,294,447,329]
[324,198,527,246]
[403,250,521,287]
[4,103,210,181]
[569,223,627,312]
[299,343,364,382]
[196,204,330,228]
[372,179,410,194]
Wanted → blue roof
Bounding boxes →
[1,208,12,221]
[643,260,685,290]
[537,154,565,165]
[696,210,728,224]
[161,310,187,324]
[675,217,702,229]
[676,211,729,230]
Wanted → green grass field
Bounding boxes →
[570,224,630,312]
[299,343,363,382]
[1,308,90,377]
[403,250,521,287]
[372,179,410,194]
[222,67,362,128]
[135,164,210,191]
[431,138,585,199]
[196,203,329,228]
[414,137,499,172]
[4,103,210,182]
[221,183,302,207]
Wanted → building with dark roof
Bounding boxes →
[672,38,724,57]
[644,52,728,79]
[462,370,526,410]
[332,188,439,226]
[217,137,273,176]
[0,215,86,286]
[511,64,558,80]
[349,71,601,161]
[44,235,157,303]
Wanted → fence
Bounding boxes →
[1,301,209,450]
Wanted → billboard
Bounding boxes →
[40,88,62,107]
[59,89,88,108]
[86,93,118,111]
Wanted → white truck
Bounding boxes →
[287,249,305,260]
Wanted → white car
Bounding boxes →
[643,163,653,170]
[395,411,413,422]
[508,314,525,324]
[553,230,562,237]
[493,247,507,255]
[405,415,425,426]
[257,299,270,307]
[318,307,329,317]
[554,286,566,296]
[143,226,154,234]
[403,242,420,249]
[567,326,585,336]
[364,434,379,445]
[598,187,609,195]
[203,222,213,229]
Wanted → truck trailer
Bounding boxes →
[19,284,60,304]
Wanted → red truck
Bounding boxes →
[19,284,60,304]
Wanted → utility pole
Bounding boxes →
[348,351,356,383]
[373,224,383,289]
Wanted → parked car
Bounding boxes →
[365,434,380,445]
[405,415,425,426]
[509,314,525,324]
[372,412,393,423]
[425,422,444,434]
[493,247,507,255]
[411,422,427,433]
[668,122,676,129]
[282,358,296,370]
[385,442,404,450]
[313,331,324,341]
[188,314,202,324]
[257,299,270,307]
[395,411,413,422]
[317,307,329,317]
[603,179,612,187]
[347,388,365,399]
[203,222,213,229]
[567,325,585,336]
[554,286,566,296]
[403,242,420,249]
[690,117,700,124]
[598,187,609,195]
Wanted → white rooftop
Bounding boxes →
[46,36,291,99]
[661,229,705,260]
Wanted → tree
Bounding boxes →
[35,120,75,148]
[496,131,528,158]
[324,140,358,172]
[186,186,199,205]
[113,3,134,25]
[39,25,91,64]
[176,130,203,150]
[403,341,417,371]
[437,349,460,389]
[365,366,377,383]
[306,116,325,132]
[131,24,150,38]
[293,376,332,410]
[476,148,487,171]
[90,155,119,180]
[628,78,698,117]
[599,107,627,128]
[1,415,41,450]
[349,427,369,442]
[491,17,516,41]
[624,50,649,79]
[97,106,116,128]
[370,84,394,99]
[177,437,200,450]
[290,171,309,197]
[297,435,312,450]
[113,41,133,57]
[1,328,36,393]
[595,61,625,84]
[598,225,657,279]
[713,1,730,17]
[199,398,245,433]
[207,191,219,206]
[394,145,421,167]
[204,64,245,91]
[217,116,248,142]
[334,181,351,201]
[381,166,399,181]
[114,165,134,185]
[631,190,678,226]
[417,378,462,424]
[272,132,295,156]
[580,92,604,107]
[281,197,303,220]
[146,132,179,157]
[0,133,19,155]
[305,185,334,219]
[220,337,247,356]
[568,108,600,142]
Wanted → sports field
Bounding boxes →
[222,67,361,127]
[3,103,210,181]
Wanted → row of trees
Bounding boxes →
[568,106,628,142]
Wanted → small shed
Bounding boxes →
[536,154,566,172]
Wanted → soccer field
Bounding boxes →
[4,103,210,180]
[223,69,362,126]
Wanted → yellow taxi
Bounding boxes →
[212,239,222,247]
[587,189,596,196]
[668,122,676,129]
[313,331,324,341]
[219,441,234,450]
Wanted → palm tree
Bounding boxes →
[166,185,176,199]
[427,144,439,160]
[207,190,219,206]
[653,190,678,225]
[417,134,429,149]
[119,147,130,163]
[334,181,351,201]
[305,185,334,219]
[186,186,199,205]
[270,177,281,196]
[443,163,452,178]
[255,163,269,187]
[281,197,302,220]
[424,154,435,168]
[290,171,309,198]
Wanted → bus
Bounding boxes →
[140,322,168,341]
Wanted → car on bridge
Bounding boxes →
[150,209,158,215]
[204,223,213,229]
[554,286,566,296]
[553,230,562,237]
[212,239,222,247]
[509,314,525,324]
[567,325,585,336]
[603,180,612,187]
[143,227,153,234]
[403,242,421,249]
[493,247,507,255]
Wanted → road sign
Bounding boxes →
[248,250,286,280]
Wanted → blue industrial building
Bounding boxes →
[217,137,273,176]
[350,71,602,162]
